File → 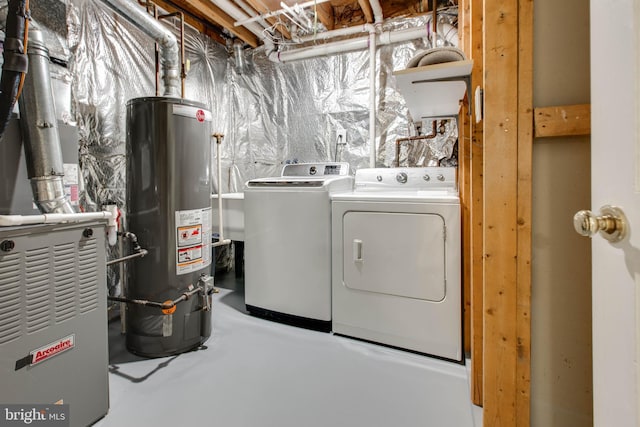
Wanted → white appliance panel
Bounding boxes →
[342,211,446,301]
[332,197,461,360]
[245,190,331,320]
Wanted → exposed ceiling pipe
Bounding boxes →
[232,0,270,30]
[366,23,377,167]
[293,24,368,43]
[265,25,430,63]
[210,0,268,40]
[18,30,74,214]
[369,0,383,24]
[235,0,331,27]
[101,0,180,97]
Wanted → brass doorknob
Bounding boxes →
[573,205,628,243]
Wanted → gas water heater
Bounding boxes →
[125,97,214,357]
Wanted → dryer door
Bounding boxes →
[342,211,446,302]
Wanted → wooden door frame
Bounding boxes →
[458,0,533,425]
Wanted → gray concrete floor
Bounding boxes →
[95,269,481,427]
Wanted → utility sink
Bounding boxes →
[211,192,244,241]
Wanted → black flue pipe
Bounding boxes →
[0,0,29,138]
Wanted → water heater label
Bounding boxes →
[175,208,212,275]
[172,104,212,122]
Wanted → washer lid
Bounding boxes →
[247,175,354,190]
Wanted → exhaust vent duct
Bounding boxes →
[18,29,74,214]
[100,0,180,97]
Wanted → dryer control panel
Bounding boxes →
[282,162,350,177]
[354,167,457,191]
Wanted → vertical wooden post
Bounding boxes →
[516,0,533,424]
[482,0,533,424]
[459,0,472,358]
[469,0,485,407]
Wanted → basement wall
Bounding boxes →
[531,0,592,425]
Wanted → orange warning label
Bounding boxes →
[177,225,202,247]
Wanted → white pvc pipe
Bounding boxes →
[367,24,377,168]
[213,138,231,248]
[211,0,266,39]
[369,0,383,23]
[232,0,270,29]
[267,25,429,62]
[293,24,369,43]
[0,211,113,227]
[235,0,331,27]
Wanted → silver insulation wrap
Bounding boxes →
[2,0,459,291]
[99,0,180,97]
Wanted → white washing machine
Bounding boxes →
[331,167,461,360]
[244,162,353,331]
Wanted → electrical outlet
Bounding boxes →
[336,129,347,145]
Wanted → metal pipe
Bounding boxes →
[18,29,74,214]
[158,11,186,98]
[108,285,204,310]
[101,0,180,96]
[106,249,148,266]
[394,121,438,167]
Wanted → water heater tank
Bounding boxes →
[125,97,213,357]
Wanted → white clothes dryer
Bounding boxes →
[331,167,461,360]
[244,162,353,331]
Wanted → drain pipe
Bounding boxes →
[18,30,74,214]
[101,0,179,97]
[266,25,430,63]
[210,0,267,40]
[367,23,377,168]
[368,0,382,167]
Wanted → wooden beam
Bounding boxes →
[517,0,533,425]
[357,0,374,23]
[152,0,225,44]
[316,2,336,30]
[180,0,259,47]
[458,0,472,365]
[534,104,591,138]
[469,0,484,407]
[482,0,520,425]
[243,0,292,39]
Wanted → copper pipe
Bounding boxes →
[432,0,437,46]
[394,120,438,167]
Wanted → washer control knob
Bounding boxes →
[376,175,383,182]
[437,174,445,181]
[423,174,431,181]
[396,172,408,184]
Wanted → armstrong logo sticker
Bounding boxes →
[30,335,75,366]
